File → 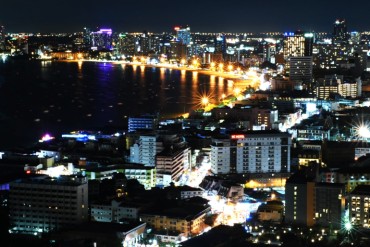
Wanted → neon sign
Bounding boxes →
[231,134,245,139]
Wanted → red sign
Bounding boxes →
[231,134,245,139]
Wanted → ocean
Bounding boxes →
[0,60,234,148]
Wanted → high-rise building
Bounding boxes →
[175,26,191,46]
[214,34,226,55]
[0,25,5,51]
[286,176,346,228]
[283,31,314,83]
[139,31,150,54]
[289,56,313,83]
[9,175,88,235]
[314,183,345,229]
[90,28,113,51]
[283,31,313,59]
[156,147,191,186]
[285,174,315,227]
[210,131,291,175]
[117,33,137,55]
[349,185,370,228]
[82,27,92,50]
[130,135,164,167]
[333,19,348,44]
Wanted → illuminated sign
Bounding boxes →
[174,26,180,31]
[231,134,245,139]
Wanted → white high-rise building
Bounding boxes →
[130,135,163,166]
[211,131,291,175]
[9,175,88,235]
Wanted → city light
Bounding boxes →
[194,90,214,111]
[201,97,209,107]
[345,222,352,231]
[357,125,370,138]
[39,134,55,143]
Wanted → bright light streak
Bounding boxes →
[358,125,370,138]
[201,97,209,106]
[39,134,55,143]
[345,222,352,231]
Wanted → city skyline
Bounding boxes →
[1,0,370,33]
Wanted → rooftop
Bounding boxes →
[350,185,370,195]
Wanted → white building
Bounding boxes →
[316,75,362,99]
[211,131,291,174]
[9,175,88,235]
[91,200,140,223]
[130,135,164,167]
[124,165,156,189]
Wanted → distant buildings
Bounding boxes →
[0,25,5,51]
[333,19,348,44]
[175,26,191,46]
[90,28,113,51]
[128,115,158,133]
[283,31,313,59]
[283,31,314,86]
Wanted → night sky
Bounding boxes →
[1,0,370,33]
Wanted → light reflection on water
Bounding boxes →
[0,61,234,147]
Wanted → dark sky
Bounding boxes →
[1,0,370,33]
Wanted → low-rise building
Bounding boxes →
[140,203,211,237]
[165,185,203,200]
[91,199,141,222]
[257,201,284,223]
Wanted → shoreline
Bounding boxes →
[60,59,256,87]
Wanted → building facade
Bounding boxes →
[130,135,163,167]
[285,175,345,228]
[9,175,88,235]
[91,200,140,223]
[210,131,291,175]
[349,185,370,228]
[156,147,191,186]
[314,183,345,229]
[128,115,158,133]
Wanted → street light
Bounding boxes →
[228,64,233,72]
[234,87,241,96]
[201,97,209,108]
[219,63,224,71]
[193,59,198,69]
